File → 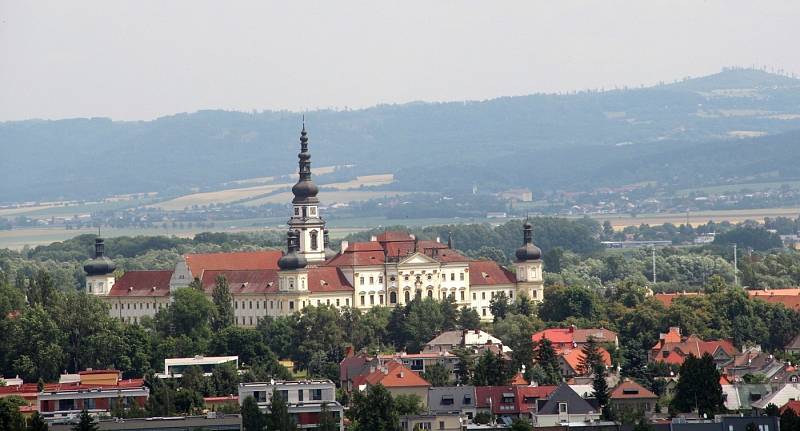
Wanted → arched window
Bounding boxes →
[427,290,433,298]
[310,230,318,250]
[404,291,410,303]
[390,292,397,304]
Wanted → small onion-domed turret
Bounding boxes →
[83,237,116,276]
[515,221,542,261]
[323,229,337,260]
[278,230,308,270]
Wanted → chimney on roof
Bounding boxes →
[370,235,377,242]
[436,236,441,243]
[340,240,349,252]
[410,234,416,240]
[345,346,354,358]
[399,371,405,378]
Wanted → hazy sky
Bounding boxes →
[1,0,799,121]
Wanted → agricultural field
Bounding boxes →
[675,180,800,197]
[593,206,800,229]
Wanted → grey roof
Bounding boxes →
[537,383,596,415]
[428,386,477,412]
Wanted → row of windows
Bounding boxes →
[113,302,165,311]
[398,273,465,282]
[233,297,352,311]
[359,276,384,285]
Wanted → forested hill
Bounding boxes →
[3,68,800,202]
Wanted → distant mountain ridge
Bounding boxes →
[2,68,800,202]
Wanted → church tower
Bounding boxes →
[513,221,544,302]
[288,123,327,263]
[83,237,116,295]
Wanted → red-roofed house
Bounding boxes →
[532,326,619,350]
[653,292,701,308]
[558,347,613,378]
[749,289,800,312]
[609,380,658,417]
[475,385,558,419]
[352,361,431,406]
[649,327,738,367]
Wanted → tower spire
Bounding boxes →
[291,120,319,204]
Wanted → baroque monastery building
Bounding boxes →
[84,125,544,324]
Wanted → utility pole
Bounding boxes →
[652,246,657,284]
[733,243,738,287]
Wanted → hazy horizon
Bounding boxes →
[2,0,799,121]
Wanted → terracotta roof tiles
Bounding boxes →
[185,250,282,278]
[107,270,172,297]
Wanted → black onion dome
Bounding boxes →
[515,221,542,261]
[292,180,319,204]
[84,238,116,275]
[515,243,542,261]
[278,231,308,270]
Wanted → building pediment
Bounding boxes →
[399,252,440,266]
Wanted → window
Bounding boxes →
[404,275,409,281]
[441,397,454,405]
[472,292,476,300]
[405,291,410,303]
[369,277,374,284]
[317,300,321,306]
[481,292,486,300]
[427,290,433,298]
[311,388,322,400]
[235,301,238,309]
[360,296,365,306]
[379,295,384,304]
[439,422,445,430]
[294,208,300,216]
[249,301,253,309]
[427,274,432,280]
[346,298,350,306]
[326,299,330,305]
[256,301,260,309]
[509,291,514,299]
[390,276,396,282]
[390,292,397,304]
[310,207,316,215]
[460,273,464,281]
[379,276,384,284]
[298,390,304,402]
[558,403,568,414]
[370,295,375,305]
[450,273,455,281]
[533,290,538,298]
[270,301,274,309]
[289,301,295,310]
[336,299,340,306]
[482,309,486,316]
[442,274,446,280]
[463,396,472,405]
[460,291,465,301]
[310,230,318,250]
[249,316,253,325]
[360,277,365,285]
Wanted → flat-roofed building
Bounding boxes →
[238,380,343,431]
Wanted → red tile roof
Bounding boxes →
[532,327,618,345]
[650,330,739,366]
[308,267,354,292]
[202,267,352,294]
[352,361,430,389]
[561,347,612,373]
[510,373,529,385]
[611,380,657,400]
[108,270,172,297]
[476,385,557,415]
[781,400,800,415]
[201,269,279,294]
[469,260,516,286]
[376,231,415,242]
[185,250,282,278]
[751,295,800,311]
[326,249,386,267]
